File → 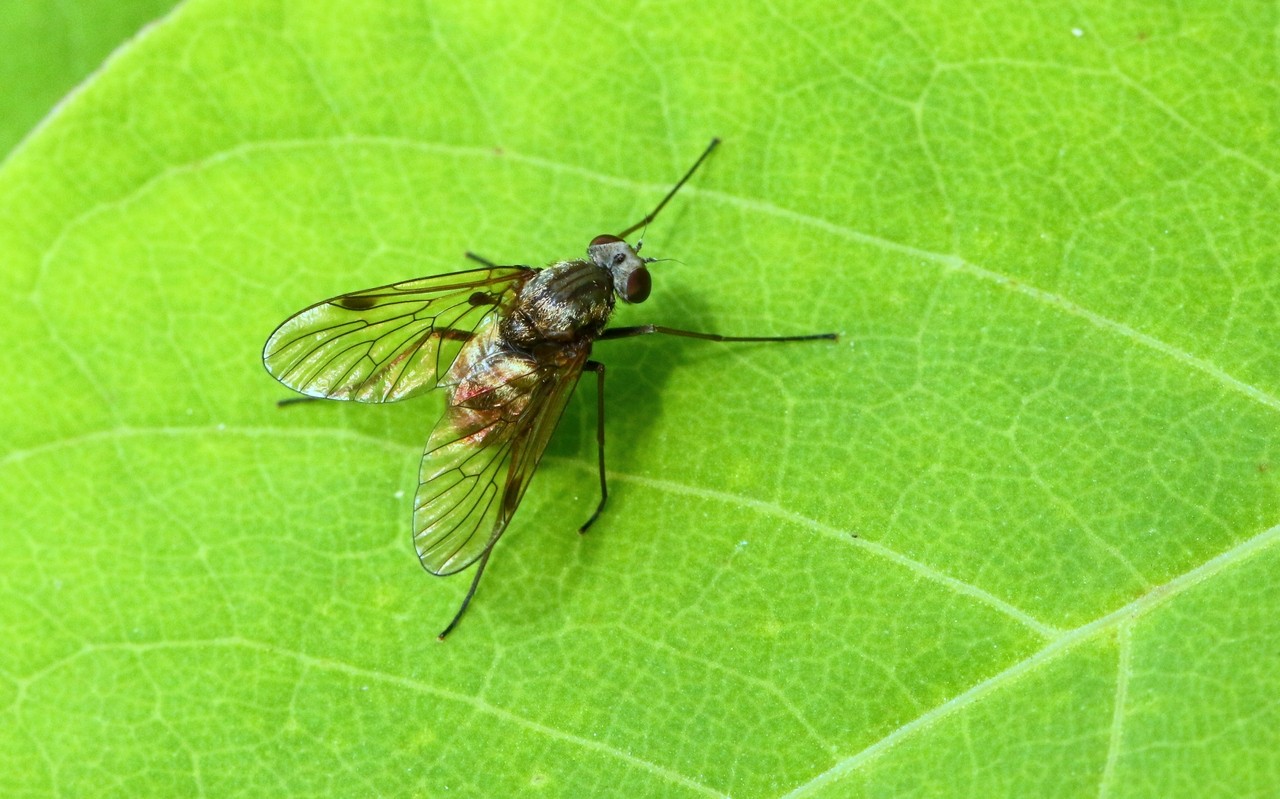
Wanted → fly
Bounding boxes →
[262,139,836,639]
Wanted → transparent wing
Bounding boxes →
[262,266,533,403]
[413,343,591,576]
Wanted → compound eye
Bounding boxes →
[591,234,623,247]
[623,267,651,303]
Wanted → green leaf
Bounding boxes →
[0,0,180,159]
[2,1,1277,796]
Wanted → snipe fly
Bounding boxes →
[263,139,836,638]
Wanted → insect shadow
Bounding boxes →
[264,139,836,639]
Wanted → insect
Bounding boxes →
[262,139,836,639]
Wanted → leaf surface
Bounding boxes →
[0,0,179,158]
[1,1,1277,796]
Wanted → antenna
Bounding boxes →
[617,138,720,240]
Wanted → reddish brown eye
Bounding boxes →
[624,267,651,303]
[591,234,623,246]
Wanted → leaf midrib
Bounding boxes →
[783,519,1280,797]
[7,423,1279,797]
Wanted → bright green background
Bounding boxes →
[2,1,1278,796]
[0,0,179,157]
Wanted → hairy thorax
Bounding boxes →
[499,260,615,350]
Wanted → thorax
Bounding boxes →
[500,260,614,350]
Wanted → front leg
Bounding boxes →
[599,325,837,343]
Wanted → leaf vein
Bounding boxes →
[29,135,1278,419]
[19,637,729,799]
[0,424,1061,639]
[779,519,1280,797]
[1097,622,1133,799]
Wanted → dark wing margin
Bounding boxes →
[262,266,533,403]
[413,347,591,576]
